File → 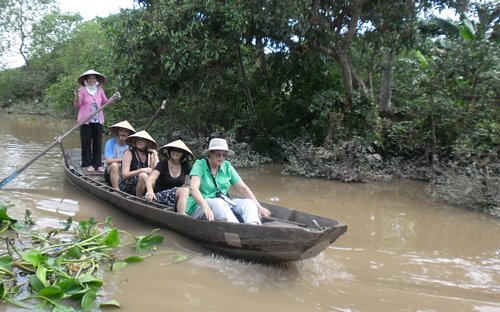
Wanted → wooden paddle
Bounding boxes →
[0,94,120,188]
[144,100,166,131]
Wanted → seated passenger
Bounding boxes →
[145,140,194,214]
[118,130,159,196]
[104,120,136,190]
[186,138,271,223]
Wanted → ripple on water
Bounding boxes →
[190,251,353,291]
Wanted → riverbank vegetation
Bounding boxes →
[0,201,173,311]
[0,0,498,215]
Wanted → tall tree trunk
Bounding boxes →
[336,49,353,102]
[349,57,367,92]
[257,37,267,75]
[236,42,254,112]
[335,0,367,106]
[430,114,437,166]
[379,48,394,112]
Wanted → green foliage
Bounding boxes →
[0,0,498,205]
[0,202,184,311]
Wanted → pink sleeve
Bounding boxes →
[100,88,108,104]
[74,88,84,108]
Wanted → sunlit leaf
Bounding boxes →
[99,299,121,308]
[52,304,77,312]
[460,19,475,41]
[410,50,428,68]
[103,228,120,247]
[124,256,144,263]
[36,263,48,287]
[21,249,43,267]
[111,261,127,271]
[78,273,103,287]
[0,220,12,232]
[81,289,97,311]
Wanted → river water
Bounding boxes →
[0,113,499,312]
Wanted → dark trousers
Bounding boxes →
[80,123,103,168]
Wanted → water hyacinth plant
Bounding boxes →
[0,201,176,311]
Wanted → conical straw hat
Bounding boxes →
[125,130,157,149]
[109,120,136,135]
[158,140,194,159]
[77,69,107,86]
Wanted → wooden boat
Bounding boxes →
[62,148,347,263]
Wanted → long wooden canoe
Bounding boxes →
[62,148,347,263]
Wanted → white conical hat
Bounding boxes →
[158,140,194,159]
[125,130,157,149]
[108,120,136,135]
[77,69,107,85]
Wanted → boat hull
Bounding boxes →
[63,149,347,263]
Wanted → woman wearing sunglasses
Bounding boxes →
[187,138,271,223]
[145,140,194,214]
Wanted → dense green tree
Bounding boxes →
[0,0,497,167]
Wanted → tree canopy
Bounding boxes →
[0,0,498,165]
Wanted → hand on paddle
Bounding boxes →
[111,92,121,101]
[108,92,121,104]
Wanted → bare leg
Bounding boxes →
[135,172,148,197]
[109,163,120,190]
[175,187,189,214]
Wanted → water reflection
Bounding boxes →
[36,198,79,216]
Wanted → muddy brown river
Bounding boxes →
[0,113,499,311]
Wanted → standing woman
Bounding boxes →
[119,130,159,197]
[187,138,271,223]
[145,140,194,214]
[74,69,120,172]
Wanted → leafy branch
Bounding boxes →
[0,201,184,311]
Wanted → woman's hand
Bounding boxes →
[203,206,215,221]
[111,92,121,101]
[141,167,153,175]
[145,191,156,202]
[257,204,271,218]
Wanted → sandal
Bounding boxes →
[97,166,106,173]
[86,166,95,172]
